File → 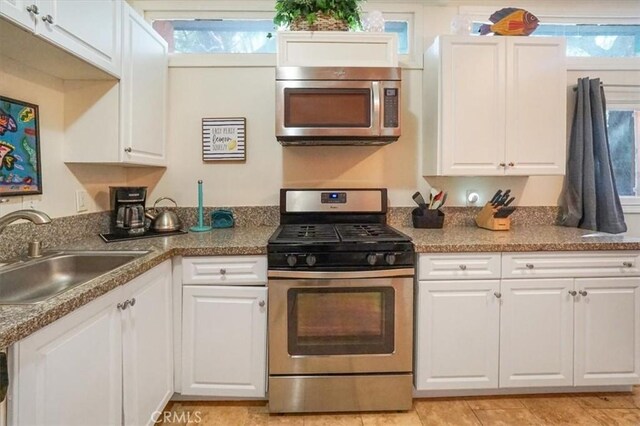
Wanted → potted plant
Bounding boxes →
[274,0,364,31]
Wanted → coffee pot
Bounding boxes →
[110,187,147,236]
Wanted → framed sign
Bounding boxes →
[202,117,246,161]
[0,96,42,196]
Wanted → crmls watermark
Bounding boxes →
[151,410,202,424]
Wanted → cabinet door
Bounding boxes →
[182,285,267,397]
[575,277,640,386]
[505,38,566,175]
[0,0,36,30]
[36,0,121,77]
[500,279,574,388]
[439,36,505,175]
[120,3,167,166]
[122,261,173,426]
[415,280,500,390]
[12,288,123,426]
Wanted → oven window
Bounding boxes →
[284,89,371,128]
[287,287,394,355]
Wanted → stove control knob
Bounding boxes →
[385,253,397,265]
[305,254,317,267]
[366,253,378,266]
[286,255,297,267]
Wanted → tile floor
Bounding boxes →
[159,387,640,425]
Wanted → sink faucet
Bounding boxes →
[0,209,52,234]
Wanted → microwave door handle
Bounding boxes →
[371,81,381,135]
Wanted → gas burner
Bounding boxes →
[336,224,410,242]
[271,224,339,244]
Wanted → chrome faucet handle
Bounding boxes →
[28,241,42,258]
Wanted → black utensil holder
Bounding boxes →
[412,208,444,229]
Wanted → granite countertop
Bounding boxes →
[401,225,640,253]
[3,224,640,349]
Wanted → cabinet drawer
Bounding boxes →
[502,252,640,278]
[182,256,267,285]
[418,253,501,280]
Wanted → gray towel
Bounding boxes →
[561,77,627,234]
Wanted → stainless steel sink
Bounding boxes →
[0,250,149,304]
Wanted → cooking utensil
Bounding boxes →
[429,188,439,207]
[440,192,448,207]
[494,207,516,218]
[489,189,502,205]
[494,189,511,207]
[502,196,516,207]
[430,190,444,209]
[145,197,182,232]
[412,191,428,210]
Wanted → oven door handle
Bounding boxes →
[268,268,414,280]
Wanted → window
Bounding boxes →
[385,21,409,55]
[152,19,277,54]
[608,108,640,198]
[470,23,640,57]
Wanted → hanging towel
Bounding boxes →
[561,77,627,234]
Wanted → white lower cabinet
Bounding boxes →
[500,279,574,388]
[181,285,267,397]
[416,253,640,392]
[10,261,173,426]
[415,280,500,390]
[574,277,640,386]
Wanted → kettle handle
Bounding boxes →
[153,197,178,211]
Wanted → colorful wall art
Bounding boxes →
[0,96,42,196]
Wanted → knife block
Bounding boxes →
[475,203,511,231]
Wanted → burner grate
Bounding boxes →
[272,224,340,243]
[336,224,409,242]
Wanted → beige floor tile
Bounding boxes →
[465,397,526,410]
[360,411,423,426]
[574,394,637,409]
[244,411,305,426]
[414,400,481,426]
[520,396,600,425]
[586,409,640,426]
[303,413,363,426]
[473,409,542,426]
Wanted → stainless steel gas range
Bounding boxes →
[267,188,415,413]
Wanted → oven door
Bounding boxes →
[268,269,413,375]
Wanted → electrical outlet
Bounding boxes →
[466,190,480,207]
[76,190,89,212]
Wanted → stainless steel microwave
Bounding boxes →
[275,67,401,146]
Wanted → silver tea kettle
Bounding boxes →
[145,197,182,232]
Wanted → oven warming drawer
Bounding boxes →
[269,374,413,413]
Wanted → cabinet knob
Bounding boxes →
[258,300,265,308]
[220,268,227,275]
[26,4,39,14]
[41,14,53,24]
[525,263,534,269]
[494,292,502,299]
[129,298,136,307]
[124,147,132,153]
[508,162,515,167]
[459,264,467,270]
[117,301,128,310]
[579,290,588,297]
[499,163,506,167]
[568,290,577,296]
[623,262,633,268]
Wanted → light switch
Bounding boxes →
[76,190,88,212]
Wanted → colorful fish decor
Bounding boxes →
[0,142,17,171]
[479,8,539,36]
[0,108,17,136]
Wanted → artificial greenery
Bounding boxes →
[274,0,364,30]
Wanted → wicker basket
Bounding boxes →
[290,12,349,31]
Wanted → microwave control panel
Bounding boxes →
[383,88,399,128]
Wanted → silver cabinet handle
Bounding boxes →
[124,147,132,153]
[568,290,577,296]
[26,4,39,14]
[459,264,467,270]
[258,300,265,307]
[220,268,227,275]
[579,290,588,297]
[499,163,506,167]
[525,263,534,269]
[623,262,633,268]
[117,301,128,310]
[41,14,53,24]
[129,298,136,307]
[508,162,515,167]
[494,292,502,299]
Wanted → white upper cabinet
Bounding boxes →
[424,36,566,176]
[120,3,167,165]
[0,0,121,77]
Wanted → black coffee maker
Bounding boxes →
[110,187,147,236]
